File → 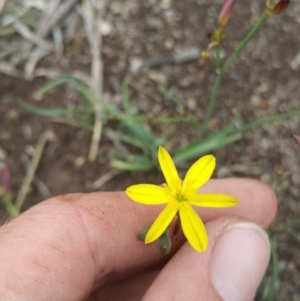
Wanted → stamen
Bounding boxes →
[176,192,187,202]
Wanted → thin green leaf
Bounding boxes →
[270,218,300,236]
[173,132,242,164]
[35,77,79,97]
[123,121,159,154]
[263,241,279,301]
[110,159,155,171]
[18,99,73,116]
[151,116,187,123]
[0,191,20,218]
[215,44,223,71]
[63,118,94,131]
[110,152,157,171]
[121,75,131,115]
[237,110,300,133]
[187,113,201,130]
[106,129,147,151]
[158,85,183,109]
[74,83,126,120]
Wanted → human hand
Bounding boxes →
[0,178,276,301]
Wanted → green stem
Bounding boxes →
[1,193,20,218]
[202,14,268,134]
[222,14,267,73]
[215,44,222,71]
[202,73,223,134]
[265,241,279,301]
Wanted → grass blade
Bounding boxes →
[18,99,73,116]
[121,75,131,115]
[110,157,155,171]
[264,240,279,301]
[173,132,242,164]
[237,111,300,133]
[270,218,300,236]
[35,77,79,97]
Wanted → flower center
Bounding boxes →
[175,192,187,202]
[163,178,192,203]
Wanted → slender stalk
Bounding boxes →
[222,14,267,73]
[202,14,268,134]
[202,73,223,133]
[215,44,222,71]
[265,241,279,301]
[1,192,20,218]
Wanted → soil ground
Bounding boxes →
[1,0,300,300]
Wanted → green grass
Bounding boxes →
[19,76,300,172]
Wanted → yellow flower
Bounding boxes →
[126,146,239,252]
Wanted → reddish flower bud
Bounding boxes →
[265,0,290,15]
[218,0,235,28]
[273,0,290,14]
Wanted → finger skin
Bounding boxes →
[88,270,160,301]
[0,179,276,301]
[141,216,269,301]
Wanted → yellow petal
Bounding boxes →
[189,193,239,207]
[179,203,208,252]
[183,155,215,190]
[145,202,178,243]
[158,146,179,190]
[126,184,168,205]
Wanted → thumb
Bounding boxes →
[210,220,270,301]
[141,217,270,301]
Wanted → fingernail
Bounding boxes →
[211,222,270,301]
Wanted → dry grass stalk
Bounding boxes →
[24,0,80,78]
[88,169,122,190]
[81,0,108,162]
[0,0,8,14]
[14,130,51,211]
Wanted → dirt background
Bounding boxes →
[1,0,300,300]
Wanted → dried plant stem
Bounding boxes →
[33,176,52,199]
[89,115,103,161]
[37,0,79,38]
[13,21,54,51]
[81,0,107,162]
[0,0,7,14]
[24,0,79,78]
[88,169,122,190]
[14,130,50,211]
[0,62,21,77]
